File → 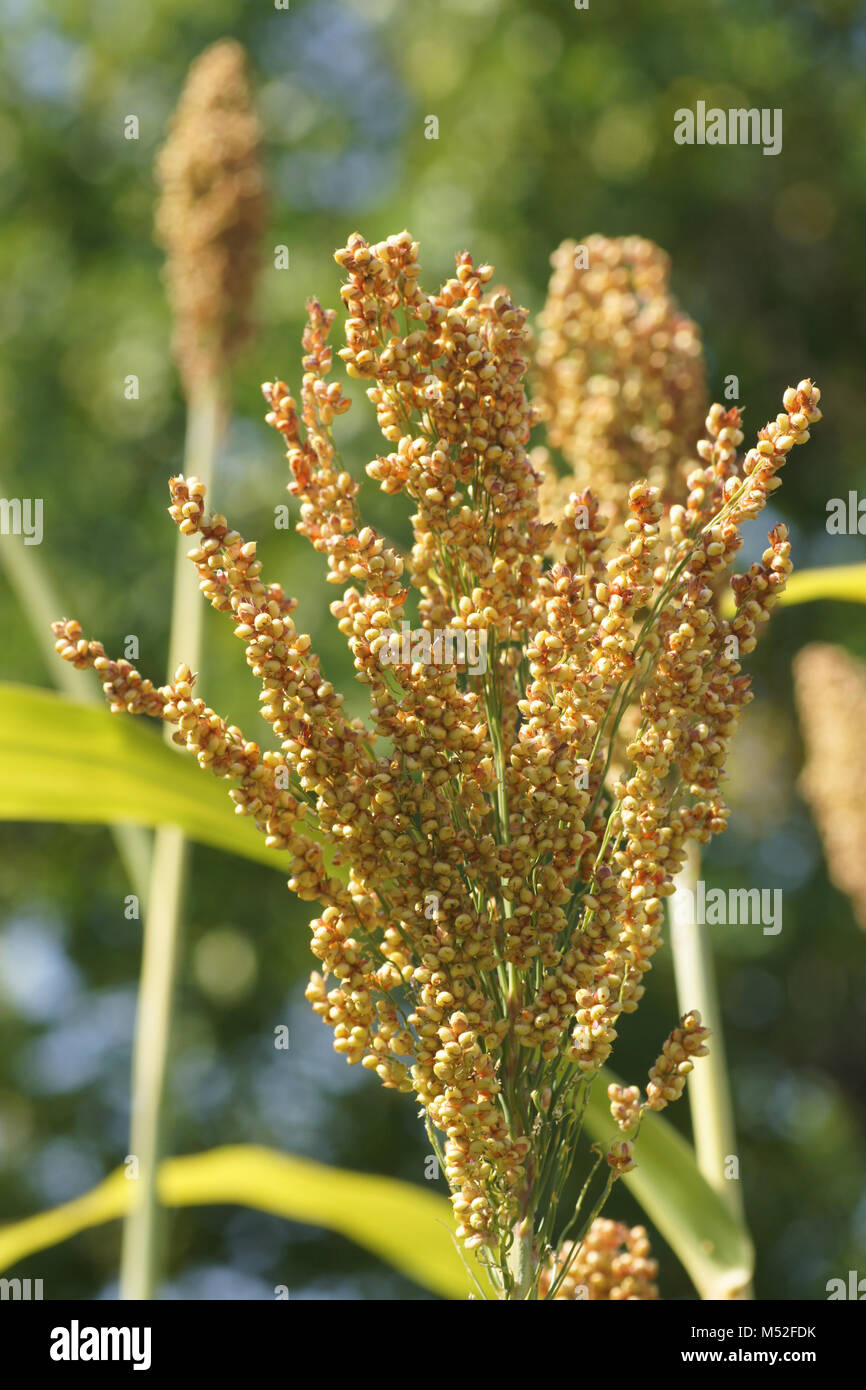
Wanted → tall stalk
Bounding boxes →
[670,839,753,1296]
[118,36,264,1299]
[119,379,222,1299]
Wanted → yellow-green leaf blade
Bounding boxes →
[782,563,866,606]
[0,1145,476,1299]
[161,1145,472,1298]
[0,683,341,876]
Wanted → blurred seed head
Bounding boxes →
[539,1220,658,1300]
[155,39,267,397]
[794,643,866,931]
[534,235,707,535]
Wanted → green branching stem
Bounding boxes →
[119,376,223,1300]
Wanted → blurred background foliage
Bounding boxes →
[0,0,864,1299]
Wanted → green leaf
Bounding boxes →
[0,1145,478,1299]
[586,1070,755,1299]
[721,562,866,616]
[782,563,866,606]
[0,682,342,877]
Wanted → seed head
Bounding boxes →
[155,39,266,395]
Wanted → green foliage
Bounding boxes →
[0,1146,478,1300]
[0,1092,755,1301]
[0,683,325,873]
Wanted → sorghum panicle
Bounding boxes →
[53,229,822,1296]
[155,39,266,395]
[534,235,708,536]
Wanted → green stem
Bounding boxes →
[669,838,753,1298]
[119,377,223,1300]
[504,1217,536,1300]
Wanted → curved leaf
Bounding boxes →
[586,1069,755,1299]
[0,683,342,877]
[0,1095,753,1299]
[782,563,866,606]
[0,1144,477,1299]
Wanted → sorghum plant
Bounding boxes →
[122,38,266,1301]
[53,230,822,1299]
